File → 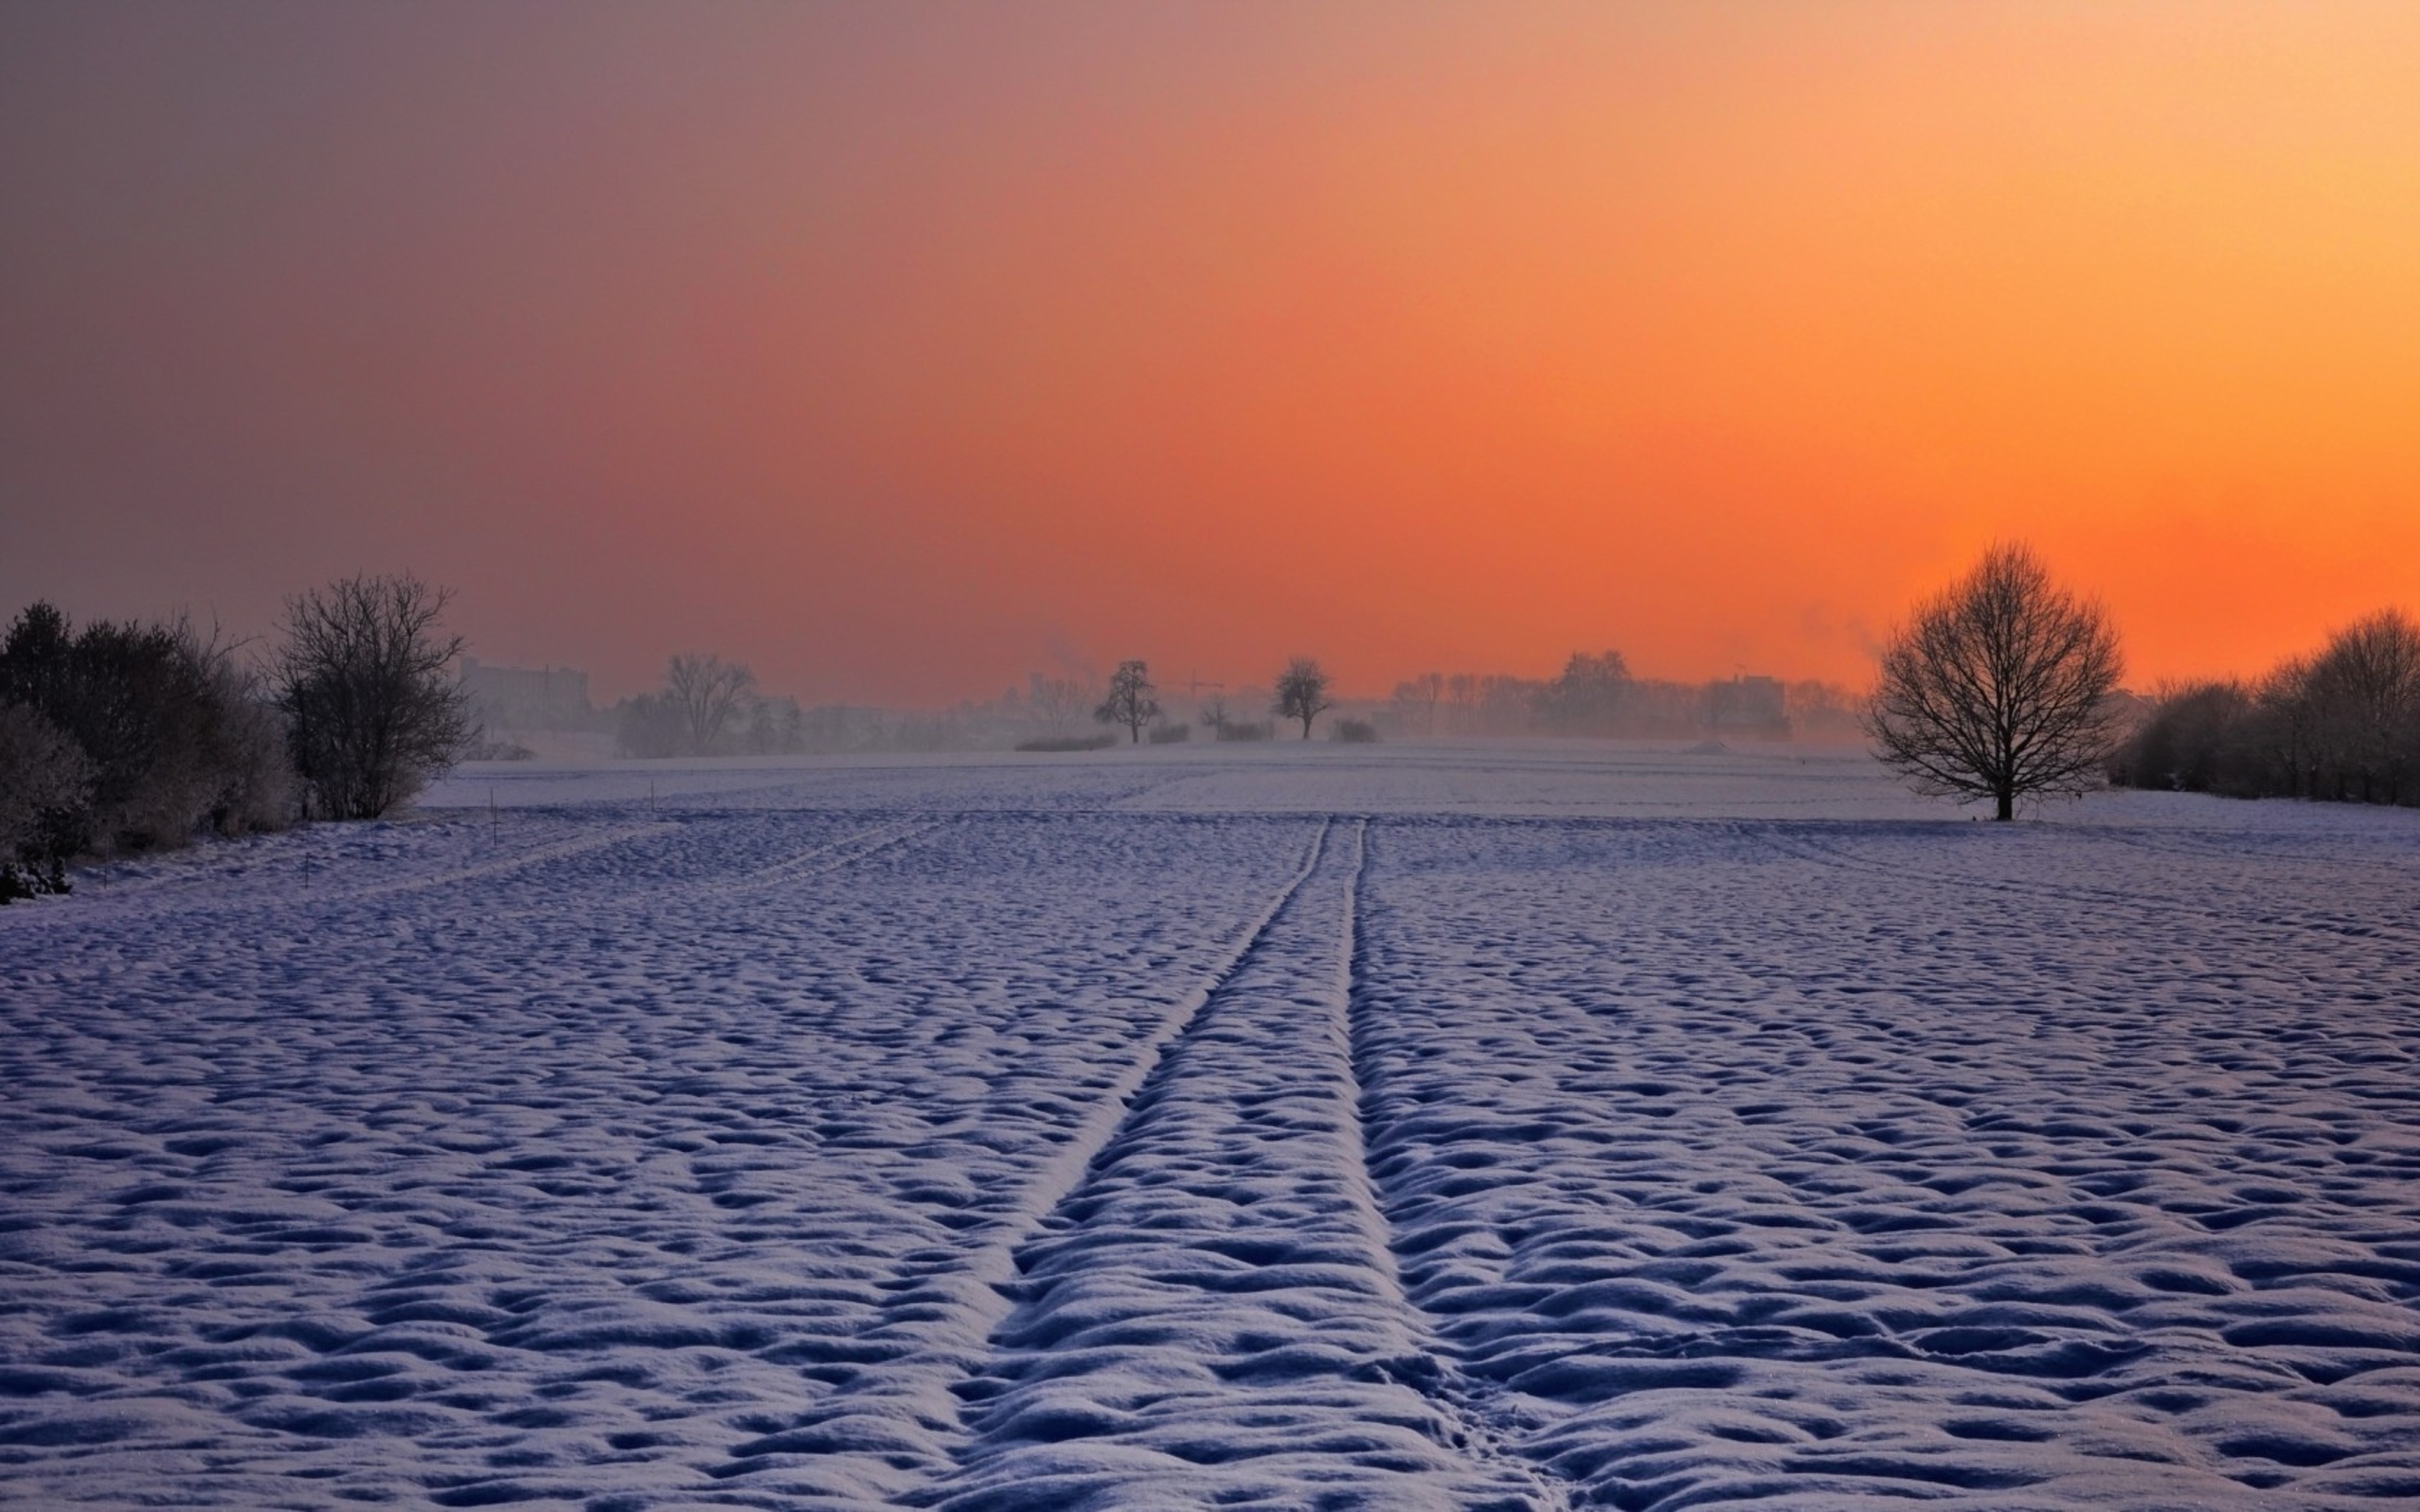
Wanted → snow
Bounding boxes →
[4,741,2418,1508]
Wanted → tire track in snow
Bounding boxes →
[904,818,1559,1512]
[693,818,1336,1507]
[1343,823,1582,1511]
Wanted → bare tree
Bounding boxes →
[2302,610,2420,804]
[1865,543,2122,821]
[1392,672,1443,735]
[1272,656,1334,740]
[278,573,473,819]
[664,654,755,756]
[1094,660,1160,744]
[1028,674,1095,736]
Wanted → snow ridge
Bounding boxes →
[696,817,1339,1504]
[1343,823,1581,1510]
[917,818,1562,1510]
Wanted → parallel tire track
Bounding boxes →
[909,817,1561,1511]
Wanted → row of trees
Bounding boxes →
[1082,657,1339,744]
[2111,610,2420,805]
[1,575,472,899]
[1856,541,2420,820]
[1387,662,1856,740]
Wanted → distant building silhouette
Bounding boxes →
[460,657,592,730]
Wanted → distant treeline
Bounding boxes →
[2111,610,2420,806]
[576,651,1864,757]
[1387,654,1862,741]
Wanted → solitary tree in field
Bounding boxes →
[665,653,755,756]
[1866,543,2122,821]
[1095,660,1160,744]
[278,573,474,819]
[1273,657,1333,740]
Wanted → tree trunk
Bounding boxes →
[1995,788,2014,821]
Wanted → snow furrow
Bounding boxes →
[1748,819,2420,954]
[691,818,1339,1507]
[1344,823,1582,1511]
[1351,816,2420,1511]
[914,818,1558,1511]
[0,802,1319,1509]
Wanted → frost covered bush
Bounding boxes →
[0,701,92,899]
[0,601,295,860]
[277,574,473,819]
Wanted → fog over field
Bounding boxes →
[6,745,2417,1509]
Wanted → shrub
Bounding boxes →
[614,693,684,758]
[0,602,294,857]
[1331,717,1379,744]
[1147,722,1191,745]
[1015,732,1117,752]
[1214,719,1273,742]
[0,701,92,899]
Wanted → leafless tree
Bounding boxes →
[278,573,473,819]
[2301,610,2420,803]
[664,653,755,756]
[1197,693,1230,736]
[1029,674,1094,735]
[1392,672,1443,735]
[1094,660,1160,744]
[1865,543,2123,821]
[1273,656,1333,740]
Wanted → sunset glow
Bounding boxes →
[5,3,2416,700]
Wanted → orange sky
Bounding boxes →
[3,3,2415,703]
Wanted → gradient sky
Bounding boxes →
[4,3,2416,703]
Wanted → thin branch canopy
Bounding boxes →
[665,654,755,756]
[1273,657,1333,740]
[277,573,472,819]
[1095,661,1160,743]
[1865,543,2123,820]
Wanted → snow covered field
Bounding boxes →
[5,742,2418,1509]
